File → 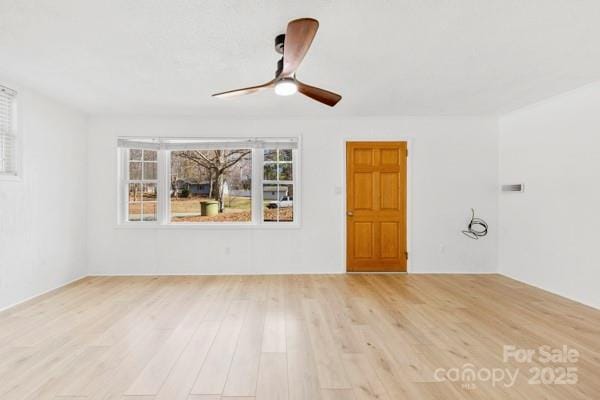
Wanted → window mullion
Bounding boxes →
[252,149,263,225]
[157,149,169,225]
[293,148,299,225]
[276,150,280,222]
[120,148,128,223]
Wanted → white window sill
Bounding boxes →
[114,222,301,230]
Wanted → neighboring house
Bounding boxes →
[230,189,251,197]
[173,179,229,197]
[263,185,288,200]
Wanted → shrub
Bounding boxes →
[180,188,190,198]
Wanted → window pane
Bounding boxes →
[129,162,142,180]
[143,162,157,180]
[263,163,277,181]
[128,203,141,221]
[143,149,157,161]
[262,148,295,223]
[264,149,277,162]
[278,163,292,181]
[142,202,157,221]
[279,149,292,161]
[278,183,294,222]
[129,149,142,161]
[263,184,293,222]
[142,183,157,201]
[129,183,143,202]
[263,184,279,222]
[128,182,142,221]
[170,149,252,223]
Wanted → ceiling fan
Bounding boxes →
[212,18,342,107]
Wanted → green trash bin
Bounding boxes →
[200,200,219,217]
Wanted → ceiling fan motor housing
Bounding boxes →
[274,34,285,77]
[274,33,285,54]
[275,57,284,77]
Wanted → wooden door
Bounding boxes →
[346,142,407,272]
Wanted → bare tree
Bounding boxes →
[176,149,250,211]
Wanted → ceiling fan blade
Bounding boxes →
[281,18,319,76]
[212,80,274,98]
[297,81,342,107]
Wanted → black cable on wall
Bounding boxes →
[462,208,488,240]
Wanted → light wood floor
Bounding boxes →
[0,274,598,400]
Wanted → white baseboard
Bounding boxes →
[9,273,587,316]
[88,271,346,277]
[498,273,599,310]
[0,275,88,313]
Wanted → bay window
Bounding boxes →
[118,137,299,226]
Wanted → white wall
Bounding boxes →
[2,74,597,310]
[87,116,498,275]
[0,78,88,310]
[499,83,600,308]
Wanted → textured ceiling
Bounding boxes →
[1,0,600,117]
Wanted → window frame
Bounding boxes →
[0,85,21,182]
[118,147,160,225]
[166,147,254,226]
[261,149,296,223]
[117,137,301,229]
[128,148,159,223]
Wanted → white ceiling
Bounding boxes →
[1,0,600,117]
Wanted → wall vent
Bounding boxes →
[502,184,525,192]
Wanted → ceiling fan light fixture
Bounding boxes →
[274,78,298,96]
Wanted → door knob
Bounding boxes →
[347,211,354,216]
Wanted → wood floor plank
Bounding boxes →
[341,353,391,400]
[320,389,356,400]
[222,300,266,397]
[286,319,321,400]
[190,300,249,395]
[261,311,286,353]
[155,321,221,400]
[221,397,257,400]
[256,353,288,400]
[301,298,351,390]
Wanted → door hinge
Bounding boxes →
[405,251,408,260]
[406,148,409,157]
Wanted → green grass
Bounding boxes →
[171,195,251,214]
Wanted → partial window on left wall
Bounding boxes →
[0,85,18,178]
